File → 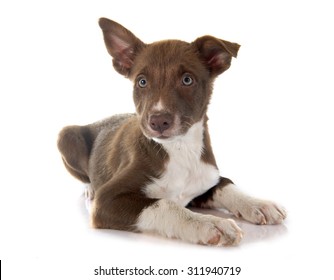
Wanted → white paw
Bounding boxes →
[137,199,243,246]
[190,215,243,246]
[234,199,287,225]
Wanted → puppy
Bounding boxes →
[58,18,286,246]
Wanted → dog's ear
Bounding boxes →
[193,36,240,76]
[99,18,145,77]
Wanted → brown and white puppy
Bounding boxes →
[58,18,286,246]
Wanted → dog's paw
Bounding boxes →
[193,216,243,246]
[235,199,287,225]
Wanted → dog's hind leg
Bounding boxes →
[58,114,134,183]
[57,125,95,183]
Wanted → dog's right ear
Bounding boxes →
[99,18,145,77]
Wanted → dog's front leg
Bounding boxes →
[191,177,287,225]
[91,186,156,231]
[91,182,242,246]
[137,199,243,246]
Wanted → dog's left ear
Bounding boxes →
[193,36,240,76]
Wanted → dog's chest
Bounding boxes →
[144,122,220,206]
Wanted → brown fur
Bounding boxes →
[58,18,240,230]
[57,18,284,245]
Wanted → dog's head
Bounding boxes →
[99,18,239,141]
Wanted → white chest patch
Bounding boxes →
[144,120,220,206]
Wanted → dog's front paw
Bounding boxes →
[194,216,243,246]
[236,199,287,225]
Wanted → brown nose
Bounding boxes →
[149,113,173,133]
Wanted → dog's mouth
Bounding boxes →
[152,134,179,144]
[147,129,179,142]
[154,135,170,140]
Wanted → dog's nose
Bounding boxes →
[149,113,173,133]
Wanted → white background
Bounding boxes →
[1,0,333,279]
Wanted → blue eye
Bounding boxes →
[182,74,193,86]
[138,77,147,88]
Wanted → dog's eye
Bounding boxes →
[182,74,193,86]
[138,77,147,88]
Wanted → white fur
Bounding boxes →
[151,99,165,111]
[84,185,92,214]
[207,183,287,225]
[136,199,243,246]
[145,119,220,206]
